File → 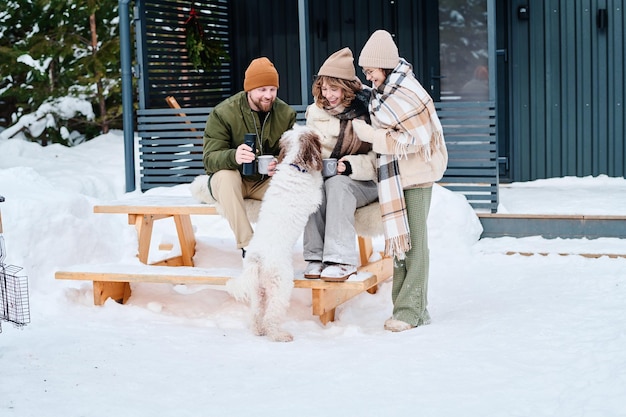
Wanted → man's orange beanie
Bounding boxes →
[244,57,279,92]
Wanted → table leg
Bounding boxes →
[135,214,155,264]
[358,236,373,266]
[173,214,196,266]
[93,281,131,305]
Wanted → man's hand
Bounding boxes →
[267,159,278,176]
[352,119,387,143]
[235,143,255,165]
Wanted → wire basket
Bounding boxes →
[1,196,31,332]
[1,263,30,332]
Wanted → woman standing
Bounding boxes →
[352,30,448,331]
[303,48,378,282]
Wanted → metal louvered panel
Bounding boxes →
[439,101,499,213]
[138,0,232,109]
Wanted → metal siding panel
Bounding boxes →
[563,1,578,175]
[608,0,625,174]
[281,1,301,103]
[307,0,395,93]
[307,0,329,80]
[547,0,561,177]
[579,2,594,175]
[607,0,616,174]
[338,0,356,48]
[509,0,625,181]
[510,0,530,181]
[575,1,584,174]
[594,0,608,175]
[229,0,301,104]
[395,0,424,80]
[609,0,626,171]
[529,2,547,179]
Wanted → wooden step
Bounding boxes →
[478,213,626,239]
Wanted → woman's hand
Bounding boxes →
[337,158,352,176]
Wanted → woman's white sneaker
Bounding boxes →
[320,264,357,282]
[303,261,324,279]
[384,318,415,332]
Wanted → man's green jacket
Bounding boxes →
[202,91,296,180]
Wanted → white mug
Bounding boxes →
[322,158,338,177]
[257,155,275,175]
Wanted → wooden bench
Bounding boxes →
[54,195,392,324]
[136,105,308,191]
[136,101,499,211]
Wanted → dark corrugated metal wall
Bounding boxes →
[508,0,625,181]
[306,0,395,104]
[228,0,302,104]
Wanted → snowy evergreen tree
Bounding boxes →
[0,0,123,145]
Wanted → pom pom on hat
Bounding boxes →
[358,30,399,69]
[244,57,279,91]
[317,47,357,81]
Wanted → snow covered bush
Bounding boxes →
[1,96,96,146]
[0,0,126,145]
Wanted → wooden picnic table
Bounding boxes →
[56,195,393,324]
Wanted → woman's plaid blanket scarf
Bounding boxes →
[369,58,444,259]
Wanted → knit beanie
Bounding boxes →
[358,30,399,69]
[244,57,279,91]
[317,47,357,81]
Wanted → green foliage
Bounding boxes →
[0,0,125,143]
[184,9,229,72]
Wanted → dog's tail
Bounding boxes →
[225,257,260,302]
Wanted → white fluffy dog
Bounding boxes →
[226,124,323,342]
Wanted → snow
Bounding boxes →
[17,54,52,74]
[0,96,94,143]
[1,130,625,416]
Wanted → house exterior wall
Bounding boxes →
[129,0,626,183]
[506,0,626,181]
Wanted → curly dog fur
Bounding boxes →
[226,124,323,342]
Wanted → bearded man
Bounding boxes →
[203,57,297,257]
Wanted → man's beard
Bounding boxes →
[250,96,274,112]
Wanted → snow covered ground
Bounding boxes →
[1,131,625,417]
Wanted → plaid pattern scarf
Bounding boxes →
[369,59,444,259]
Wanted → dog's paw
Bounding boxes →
[252,317,266,336]
[267,329,294,343]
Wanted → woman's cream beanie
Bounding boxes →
[358,30,399,69]
[317,47,357,81]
